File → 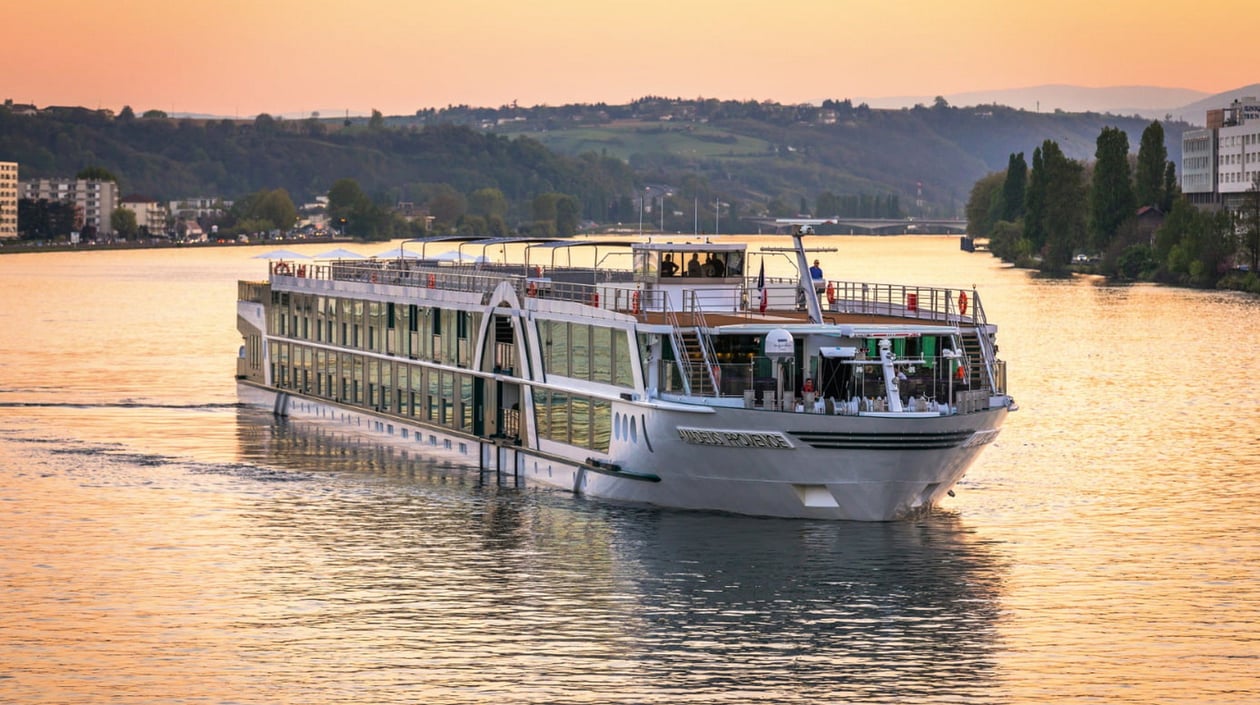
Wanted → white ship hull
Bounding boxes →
[240,382,1005,521]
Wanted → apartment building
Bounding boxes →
[0,161,16,240]
[119,194,168,236]
[20,177,119,235]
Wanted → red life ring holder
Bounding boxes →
[590,291,600,308]
[631,290,641,314]
[275,262,290,276]
[527,281,537,297]
[825,281,835,304]
[427,273,436,288]
[958,291,968,315]
[296,264,306,278]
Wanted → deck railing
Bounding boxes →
[268,260,986,327]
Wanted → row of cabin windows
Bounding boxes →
[270,341,613,453]
[537,319,635,388]
[270,342,476,433]
[272,292,477,369]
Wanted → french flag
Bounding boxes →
[757,259,767,313]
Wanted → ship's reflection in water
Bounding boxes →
[234,409,1007,704]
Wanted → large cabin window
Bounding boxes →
[614,332,635,387]
[440,371,455,426]
[592,399,611,452]
[591,327,612,384]
[571,323,591,380]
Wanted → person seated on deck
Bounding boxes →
[687,253,703,277]
[660,253,679,277]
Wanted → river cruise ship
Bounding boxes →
[236,226,1015,520]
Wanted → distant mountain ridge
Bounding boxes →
[856,84,1260,123]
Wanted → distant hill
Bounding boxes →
[857,84,1212,119]
[0,97,1202,227]
[486,99,1194,217]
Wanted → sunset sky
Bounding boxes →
[4,0,1257,117]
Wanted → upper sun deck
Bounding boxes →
[250,237,986,331]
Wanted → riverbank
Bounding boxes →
[982,249,1260,296]
[0,236,355,256]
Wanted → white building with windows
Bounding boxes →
[120,194,168,237]
[0,161,17,240]
[20,177,119,235]
[1181,97,1260,210]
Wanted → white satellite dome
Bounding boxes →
[764,328,794,358]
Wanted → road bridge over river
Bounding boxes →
[755,218,969,235]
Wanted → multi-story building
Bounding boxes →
[1181,97,1260,211]
[0,161,17,240]
[119,194,168,237]
[20,177,119,236]
[168,196,230,221]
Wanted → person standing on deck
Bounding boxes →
[809,259,824,281]
[687,253,703,277]
[661,253,678,277]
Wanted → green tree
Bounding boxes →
[325,178,395,240]
[253,113,279,135]
[468,187,508,220]
[964,171,1005,240]
[1135,120,1167,208]
[1239,174,1260,273]
[76,166,118,182]
[368,109,385,130]
[427,186,466,229]
[1157,199,1234,285]
[1024,146,1046,251]
[328,178,367,217]
[555,193,581,236]
[253,188,297,232]
[1001,152,1027,222]
[17,198,76,239]
[1088,126,1135,253]
[111,207,138,239]
[1034,140,1086,272]
[1161,162,1179,212]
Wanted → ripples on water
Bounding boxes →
[2,410,1008,704]
[2,240,1258,704]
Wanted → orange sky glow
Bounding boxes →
[3,0,1257,117]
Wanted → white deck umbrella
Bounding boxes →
[373,248,423,259]
[253,249,311,259]
[313,248,366,259]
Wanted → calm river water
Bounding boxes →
[1,237,1258,704]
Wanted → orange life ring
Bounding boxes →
[958,291,968,315]
[275,262,290,275]
[631,290,641,314]
[527,281,537,297]
[427,273,436,288]
[825,281,835,304]
[955,363,966,380]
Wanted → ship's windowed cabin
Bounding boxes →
[634,245,743,281]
